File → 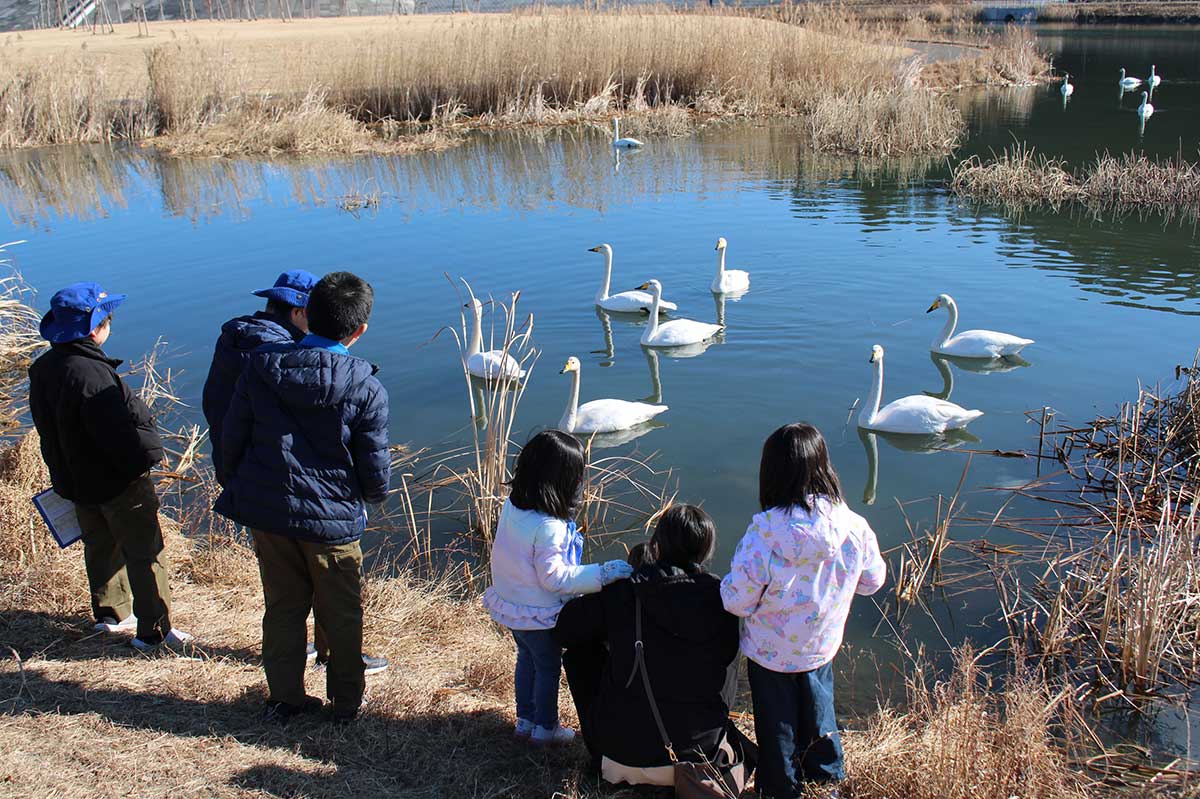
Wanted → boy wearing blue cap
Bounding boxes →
[28,283,191,650]
[216,271,391,723]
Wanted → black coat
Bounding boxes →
[201,312,302,485]
[554,564,740,769]
[28,340,163,505]
[214,342,391,545]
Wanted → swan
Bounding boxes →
[1119,68,1142,89]
[636,279,723,348]
[1148,64,1161,88]
[711,237,750,294]
[464,296,526,380]
[1060,73,1074,97]
[612,118,643,149]
[590,244,677,314]
[1137,91,1154,118]
[858,345,983,434]
[558,356,667,434]
[926,293,1033,359]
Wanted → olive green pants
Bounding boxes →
[76,475,173,644]
[250,529,365,714]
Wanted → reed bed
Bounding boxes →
[951,144,1200,219]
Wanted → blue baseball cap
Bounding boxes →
[253,270,317,308]
[39,282,127,344]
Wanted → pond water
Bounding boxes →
[2,22,1199,745]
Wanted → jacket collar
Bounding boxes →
[51,338,122,368]
[255,310,305,342]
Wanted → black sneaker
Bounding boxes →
[264,695,323,723]
[330,697,365,725]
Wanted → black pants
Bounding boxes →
[747,659,844,798]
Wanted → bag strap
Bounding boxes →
[624,594,678,763]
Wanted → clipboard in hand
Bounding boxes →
[33,488,83,548]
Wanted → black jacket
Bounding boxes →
[201,312,302,485]
[554,564,740,769]
[28,340,163,504]
[213,342,391,545]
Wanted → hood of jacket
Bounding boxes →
[251,343,380,410]
[218,312,298,356]
[631,565,729,645]
[756,499,858,564]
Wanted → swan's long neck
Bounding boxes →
[934,299,958,349]
[861,357,884,427]
[595,249,613,302]
[714,248,726,281]
[645,287,661,337]
[560,368,581,432]
[467,305,482,358]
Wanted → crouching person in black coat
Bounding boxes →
[554,505,747,788]
[215,272,390,724]
[29,283,190,651]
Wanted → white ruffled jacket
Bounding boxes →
[483,499,603,630]
[720,498,886,673]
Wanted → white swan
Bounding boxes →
[1060,73,1074,97]
[927,293,1033,359]
[612,118,643,149]
[559,356,667,434]
[858,345,983,434]
[1119,68,1142,89]
[636,279,723,348]
[1148,64,1162,88]
[464,297,526,380]
[1137,91,1154,118]
[711,237,750,294]
[590,244,677,314]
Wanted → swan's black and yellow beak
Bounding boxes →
[560,361,575,374]
[926,300,940,313]
[635,282,650,291]
[588,246,602,253]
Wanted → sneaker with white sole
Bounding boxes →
[514,718,536,739]
[94,614,137,633]
[306,642,318,661]
[530,724,575,746]
[130,628,194,652]
[313,653,389,676]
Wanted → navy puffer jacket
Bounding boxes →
[201,312,302,484]
[214,343,391,545]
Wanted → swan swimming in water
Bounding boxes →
[558,356,667,434]
[927,293,1033,359]
[1119,68,1142,89]
[636,279,724,348]
[1148,64,1162,88]
[590,244,677,314]
[612,118,643,149]
[711,237,750,294]
[1060,73,1074,97]
[463,294,526,381]
[1138,91,1155,118]
[858,345,983,434]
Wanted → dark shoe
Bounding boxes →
[330,695,366,725]
[264,695,323,723]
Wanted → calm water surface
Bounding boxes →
[2,23,1199,742]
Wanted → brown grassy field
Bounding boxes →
[0,10,1047,157]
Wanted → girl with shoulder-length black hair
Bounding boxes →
[722,423,887,798]
[483,431,634,747]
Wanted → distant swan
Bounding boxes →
[559,356,667,434]
[464,295,526,380]
[1119,68,1142,89]
[612,118,643,149]
[711,237,750,294]
[1149,64,1162,88]
[637,279,723,348]
[927,293,1033,359]
[1060,73,1074,97]
[590,244,677,314]
[858,345,983,434]
[1138,91,1154,118]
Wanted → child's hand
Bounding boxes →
[600,560,634,585]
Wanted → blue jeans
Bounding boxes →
[512,628,562,729]
[748,659,844,798]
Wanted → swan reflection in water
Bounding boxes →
[924,351,1031,401]
[711,287,749,328]
[859,426,980,506]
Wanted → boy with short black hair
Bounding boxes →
[29,283,191,651]
[216,271,391,723]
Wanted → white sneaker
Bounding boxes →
[514,718,535,739]
[131,628,194,652]
[94,614,137,633]
[530,724,575,746]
